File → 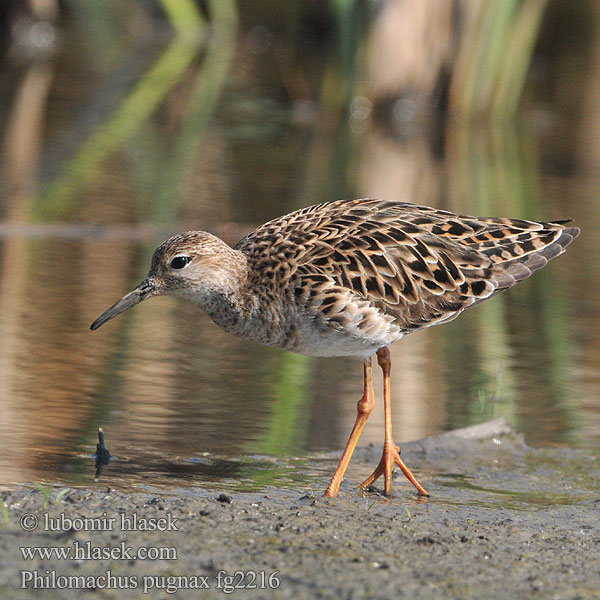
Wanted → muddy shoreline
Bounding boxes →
[2,419,599,599]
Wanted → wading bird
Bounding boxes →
[91,199,579,497]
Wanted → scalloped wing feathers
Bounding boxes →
[235,198,579,342]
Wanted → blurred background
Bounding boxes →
[0,0,598,491]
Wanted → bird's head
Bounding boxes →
[90,231,245,330]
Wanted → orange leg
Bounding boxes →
[359,347,429,497]
[324,357,375,497]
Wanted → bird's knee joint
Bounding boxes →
[356,394,374,417]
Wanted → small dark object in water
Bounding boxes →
[94,427,112,479]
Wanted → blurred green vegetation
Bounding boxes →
[451,0,548,119]
[30,0,561,219]
[36,0,239,221]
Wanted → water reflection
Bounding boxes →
[0,2,597,491]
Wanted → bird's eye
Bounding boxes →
[170,256,190,269]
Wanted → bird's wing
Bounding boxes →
[235,199,579,331]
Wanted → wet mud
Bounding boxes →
[2,419,599,599]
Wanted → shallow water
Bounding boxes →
[0,5,598,491]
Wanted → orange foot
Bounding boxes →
[359,443,429,497]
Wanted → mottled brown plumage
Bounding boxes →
[231,198,579,357]
[91,198,579,497]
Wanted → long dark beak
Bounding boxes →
[90,278,158,330]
